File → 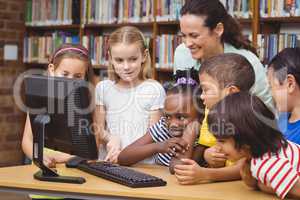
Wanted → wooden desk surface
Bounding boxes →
[0,164,279,200]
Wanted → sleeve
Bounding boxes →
[149,119,163,143]
[95,80,109,106]
[173,43,197,74]
[149,81,166,110]
[251,157,299,199]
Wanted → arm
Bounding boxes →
[174,158,242,184]
[169,121,199,173]
[21,114,73,167]
[118,132,158,166]
[118,131,189,166]
[94,105,122,163]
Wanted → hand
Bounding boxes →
[158,137,189,157]
[43,154,56,168]
[174,158,208,185]
[204,146,227,168]
[239,158,257,189]
[105,135,121,163]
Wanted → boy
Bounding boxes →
[267,47,300,144]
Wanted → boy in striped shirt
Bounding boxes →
[207,92,300,199]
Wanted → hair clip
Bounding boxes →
[175,77,198,86]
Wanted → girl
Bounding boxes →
[207,92,300,199]
[118,69,204,170]
[21,44,94,200]
[174,0,273,109]
[22,43,94,167]
[94,26,165,163]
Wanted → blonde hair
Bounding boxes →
[49,43,94,82]
[107,26,152,81]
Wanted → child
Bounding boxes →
[94,26,165,163]
[267,47,300,144]
[117,69,204,169]
[21,44,94,200]
[22,43,94,167]
[173,53,255,184]
[207,92,300,199]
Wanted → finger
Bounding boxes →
[174,168,192,176]
[212,152,227,159]
[175,174,194,183]
[212,157,227,162]
[180,158,195,165]
[174,164,192,171]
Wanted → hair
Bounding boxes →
[49,43,94,81]
[199,53,255,91]
[268,47,300,86]
[166,68,205,121]
[107,26,152,81]
[180,0,256,54]
[207,92,287,158]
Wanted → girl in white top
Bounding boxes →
[95,26,166,163]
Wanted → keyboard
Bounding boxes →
[76,161,167,188]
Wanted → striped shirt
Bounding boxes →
[149,117,173,166]
[251,141,300,199]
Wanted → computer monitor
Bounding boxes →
[24,74,98,184]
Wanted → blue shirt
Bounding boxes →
[278,112,300,144]
[174,43,274,110]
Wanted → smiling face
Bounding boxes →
[48,58,87,80]
[199,72,228,109]
[179,14,223,61]
[164,93,198,137]
[216,137,249,162]
[110,42,146,87]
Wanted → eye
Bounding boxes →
[62,71,69,77]
[165,114,171,120]
[74,74,83,79]
[114,58,123,63]
[129,57,138,62]
[190,33,199,39]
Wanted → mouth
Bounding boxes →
[169,128,184,137]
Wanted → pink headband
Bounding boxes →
[53,47,88,60]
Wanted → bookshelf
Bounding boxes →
[23,0,300,83]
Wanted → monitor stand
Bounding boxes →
[32,114,85,184]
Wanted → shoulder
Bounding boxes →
[149,117,170,138]
[140,79,165,92]
[224,43,262,67]
[96,79,114,90]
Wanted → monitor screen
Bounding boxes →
[24,74,98,160]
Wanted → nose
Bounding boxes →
[123,61,130,70]
[184,37,194,48]
[168,117,179,128]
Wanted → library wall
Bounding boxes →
[0,0,26,166]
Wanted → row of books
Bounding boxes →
[156,0,185,22]
[82,0,154,24]
[25,0,80,26]
[260,0,300,17]
[155,34,182,68]
[82,34,151,66]
[257,33,300,63]
[23,32,80,63]
[220,0,253,19]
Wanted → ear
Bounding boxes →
[286,74,297,94]
[48,64,55,76]
[225,85,240,95]
[142,49,149,63]
[214,22,224,38]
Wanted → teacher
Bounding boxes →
[174,0,273,108]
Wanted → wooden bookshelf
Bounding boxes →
[23,0,300,82]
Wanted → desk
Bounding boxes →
[0,164,278,200]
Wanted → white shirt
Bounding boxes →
[95,79,166,163]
